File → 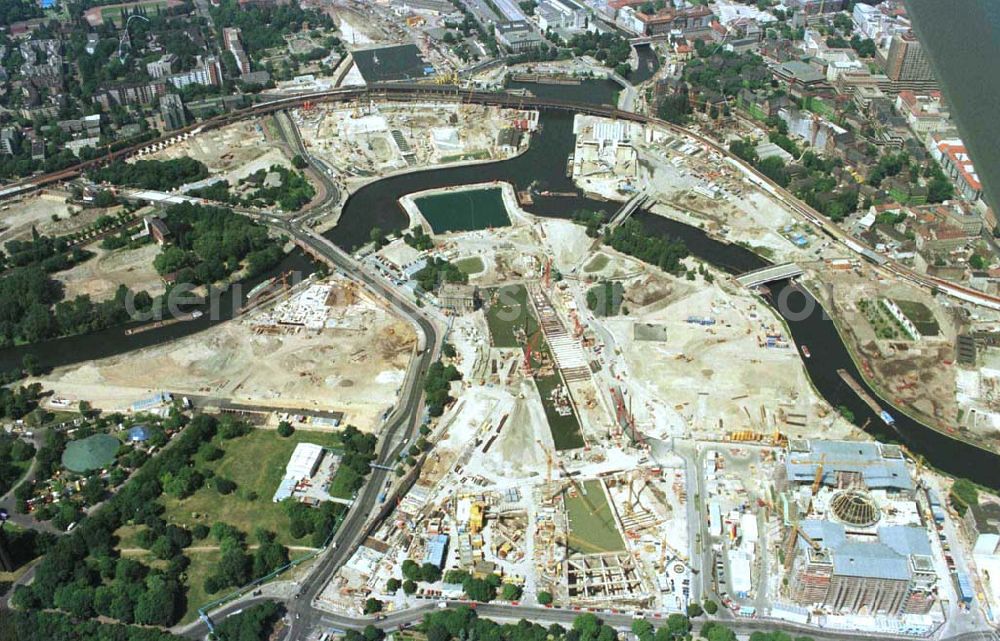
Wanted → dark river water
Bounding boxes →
[329,98,1000,489]
[4,79,997,488]
[0,250,318,371]
[906,0,1000,212]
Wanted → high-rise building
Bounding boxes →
[885,32,935,83]
[159,94,187,131]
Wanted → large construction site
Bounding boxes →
[32,272,416,432]
[279,106,981,635]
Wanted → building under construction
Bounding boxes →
[788,520,937,615]
[780,439,937,616]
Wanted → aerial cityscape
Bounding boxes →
[0,1,998,641]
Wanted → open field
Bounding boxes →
[535,372,585,450]
[56,243,165,301]
[485,284,537,348]
[565,480,624,555]
[33,282,415,430]
[455,256,485,276]
[0,192,93,244]
[160,428,344,546]
[894,298,941,336]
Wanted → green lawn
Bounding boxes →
[564,480,624,555]
[892,299,940,336]
[486,284,538,348]
[172,549,220,625]
[454,256,485,276]
[160,429,343,546]
[583,253,610,273]
[535,372,585,451]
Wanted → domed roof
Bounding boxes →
[831,490,880,527]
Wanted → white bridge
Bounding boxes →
[735,262,804,287]
[605,190,650,230]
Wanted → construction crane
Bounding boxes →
[811,454,826,496]
[537,439,554,485]
[783,523,821,574]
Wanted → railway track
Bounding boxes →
[2,82,997,311]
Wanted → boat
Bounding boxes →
[837,369,898,428]
[801,345,811,358]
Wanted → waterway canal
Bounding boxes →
[330,106,1000,489]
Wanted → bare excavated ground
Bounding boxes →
[33,285,416,432]
[56,243,165,301]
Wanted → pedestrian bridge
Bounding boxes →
[735,263,804,287]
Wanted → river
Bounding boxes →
[329,103,1000,489]
[4,81,996,487]
[0,250,318,372]
[906,0,1000,212]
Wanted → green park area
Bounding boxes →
[155,428,345,546]
[565,480,624,555]
[414,187,510,233]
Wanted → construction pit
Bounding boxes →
[291,103,532,190]
[31,274,415,431]
[138,119,294,186]
[317,204,850,614]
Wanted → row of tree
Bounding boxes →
[90,158,209,192]
[9,413,224,626]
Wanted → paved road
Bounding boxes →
[194,597,1000,641]
[179,113,443,640]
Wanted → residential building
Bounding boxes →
[146,53,177,79]
[95,81,167,109]
[159,94,187,131]
[167,56,222,89]
[931,136,983,202]
[894,91,950,135]
[85,32,100,55]
[223,28,251,77]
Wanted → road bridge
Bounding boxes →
[605,190,649,229]
[735,262,805,288]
